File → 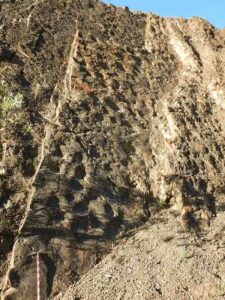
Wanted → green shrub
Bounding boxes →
[0,81,23,119]
[156,197,167,208]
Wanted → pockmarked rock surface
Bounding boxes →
[0,0,225,299]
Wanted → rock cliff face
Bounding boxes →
[0,0,225,299]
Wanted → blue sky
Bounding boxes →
[102,0,225,28]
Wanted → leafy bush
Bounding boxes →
[0,81,23,119]
[155,196,169,209]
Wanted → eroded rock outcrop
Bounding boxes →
[0,0,225,298]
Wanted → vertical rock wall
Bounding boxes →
[0,0,225,298]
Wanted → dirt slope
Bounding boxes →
[0,0,225,299]
[63,210,225,300]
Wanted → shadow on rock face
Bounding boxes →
[2,253,56,300]
[41,254,56,297]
